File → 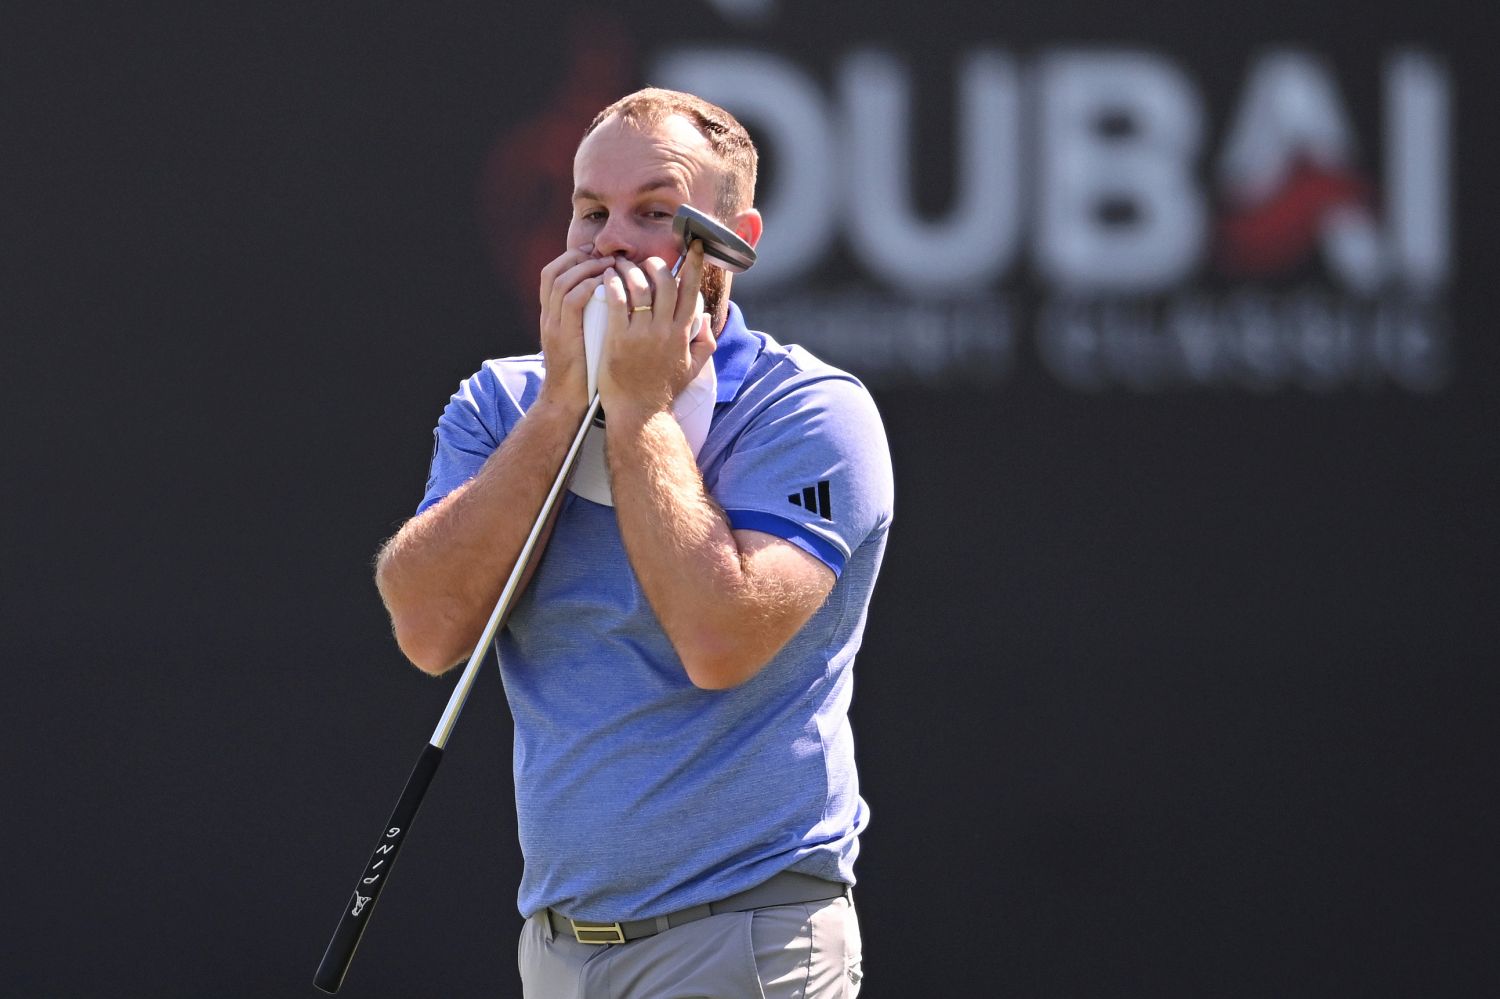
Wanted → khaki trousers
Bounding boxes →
[518,896,864,999]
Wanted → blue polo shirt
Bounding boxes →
[420,302,894,921]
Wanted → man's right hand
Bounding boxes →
[537,243,614,410]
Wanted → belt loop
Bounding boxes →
[540,909,555,944]
[654,915,671,934]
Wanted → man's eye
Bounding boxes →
[580,209,606,222]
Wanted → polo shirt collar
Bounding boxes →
[712,301,760,404]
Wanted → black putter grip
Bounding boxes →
[314,742,444,994]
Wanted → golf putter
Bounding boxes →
[315,204,755,993]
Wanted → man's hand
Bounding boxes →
[598,240,712,418]
[537,242,614,410]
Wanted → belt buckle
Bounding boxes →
[570,919,626,945]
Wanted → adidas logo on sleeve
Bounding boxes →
[787,480,833,521]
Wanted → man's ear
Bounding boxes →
[732,209,763,249]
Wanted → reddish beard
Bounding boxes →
[699,262,730,334]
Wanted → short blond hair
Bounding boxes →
[583,88,758,218]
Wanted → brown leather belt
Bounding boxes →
[546,870,850,945]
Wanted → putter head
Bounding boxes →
[673,204,757,273]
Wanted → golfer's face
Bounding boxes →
[568,114,723,266]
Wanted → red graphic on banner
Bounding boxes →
[478,14,637,317]
[1216,160,1373,276]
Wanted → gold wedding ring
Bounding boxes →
[631,304,653,313]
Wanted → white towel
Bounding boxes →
[568,287,716,507]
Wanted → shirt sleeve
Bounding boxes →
[417,359,535,515]
[712,374,894,578]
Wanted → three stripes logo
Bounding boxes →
[788,480,833,521]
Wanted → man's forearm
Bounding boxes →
[376,395,588,673]
[606,405,830,689]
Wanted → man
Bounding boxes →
[375,88,893,998]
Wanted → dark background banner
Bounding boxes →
[7,1,1497,996]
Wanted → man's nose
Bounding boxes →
[592,217,635,260]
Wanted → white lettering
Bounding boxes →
[745,291,1015,385]
[840,50,1022,294]
[1036,291,1449,391]
[1037,51,1206,292]
[1219,51,1358,204]
[1387,51,1450,291]
[1219,50,1451,292]
[1217,51,1401,292]
[645,41,1454,394]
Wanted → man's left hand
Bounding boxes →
[598,241,713,417]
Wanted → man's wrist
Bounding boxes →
[601,397,675,434]
[528,388,590,428]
